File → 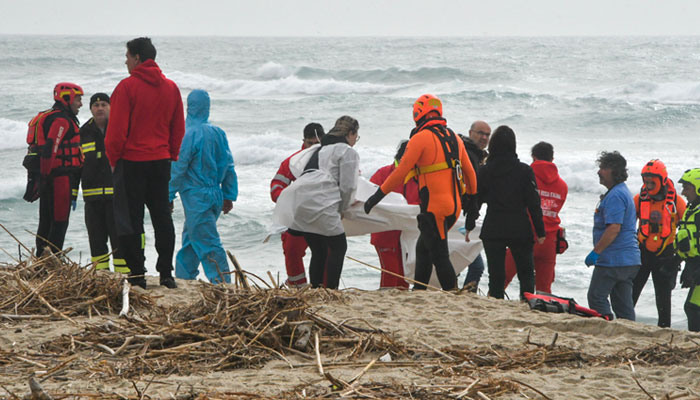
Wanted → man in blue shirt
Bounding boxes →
[585,151,641,320]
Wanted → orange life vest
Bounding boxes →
[637,183,678,254]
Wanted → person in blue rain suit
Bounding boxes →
[169,89,238,284]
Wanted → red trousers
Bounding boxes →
[282,231,308,285]
[504,230,557,294]
[374,240,409,289]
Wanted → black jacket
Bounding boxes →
[79,118,114,201]
[459,134,488,173]
[478,153,545,241]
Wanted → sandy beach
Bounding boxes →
[1,256,699,400]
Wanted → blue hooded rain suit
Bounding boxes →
[169,89,238,283]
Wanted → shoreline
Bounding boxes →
[0,264,698,399]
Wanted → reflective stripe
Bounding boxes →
[141,233,145,249]
[691,285,700,307]
[273,174,291,185]
[403,161,450,184]
[72,189,78,196]
[113,258,130,274]
[95,262,110,270]
[288,272,306,282]
[81,142,96,153]
[83,188,103,196]
[82,187,114,197]
[92,254,109,263]
[270,184,285,194]
[92,254,110,270]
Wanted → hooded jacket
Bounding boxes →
[105,59,185,166]
[169,90,238,203]
[531,160,568,233]
[478,153,545,240]
[275,134,360,236]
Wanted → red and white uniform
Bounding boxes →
[271,147,309,286]
[505,160,568,293]
[370,164,420,289]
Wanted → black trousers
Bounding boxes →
[36,174,72,255]
[112,159,174,277]
[85,199,126,270]
[302,232,347,289]
[483,238,535,299]
[631,248,678,328]
[414,229,457,291]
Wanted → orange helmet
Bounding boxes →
[641,159,668,195]
[413,94,442,123]
[53,82,84,108]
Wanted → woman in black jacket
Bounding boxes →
[478,126,545,299]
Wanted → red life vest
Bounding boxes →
[523,292,610,320]
[27,108,83,171]
[637,182,678,255]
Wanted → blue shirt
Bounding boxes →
[592,182,641,267]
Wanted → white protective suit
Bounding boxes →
[275,141,359,236]
[272,146,484,287]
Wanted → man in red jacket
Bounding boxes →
[106,37,185,290]
[504,142,568,293]
[270,123,324,287]
[369,140,420,288]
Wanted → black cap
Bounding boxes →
[303,122,324,140]
[90,92,110,108]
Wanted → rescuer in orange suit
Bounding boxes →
[364,94,477,290]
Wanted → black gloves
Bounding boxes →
[364,188,386,214]
[681,263,700,289]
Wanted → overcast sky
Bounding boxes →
[2,0,699,37]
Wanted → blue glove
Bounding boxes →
[585,250,599,266]
[71,200,77,211]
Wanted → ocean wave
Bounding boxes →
[593,80,700,104]
[295,65,465,83]
[0,118,28,151]
[169,71,399,96]
[253,61,466,83]
[255,62,295,79]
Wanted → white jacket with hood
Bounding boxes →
[273,135,359,236]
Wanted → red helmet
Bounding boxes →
[641,159,668,195]
[53,82,84,107]
[413,94,442,123]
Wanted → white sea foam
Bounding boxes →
[255,62,295,79]
[598,80,700,104]
[168,71,399,97]
[0,118,28,151]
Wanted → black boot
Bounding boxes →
[160,275,177,289]
[128,276,147,289]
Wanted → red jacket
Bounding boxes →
[370,164,420,248]
[270,146,304,203]
[105,60,185,167]
[531,160,567,233]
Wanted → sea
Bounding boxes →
[1,35,699,330]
